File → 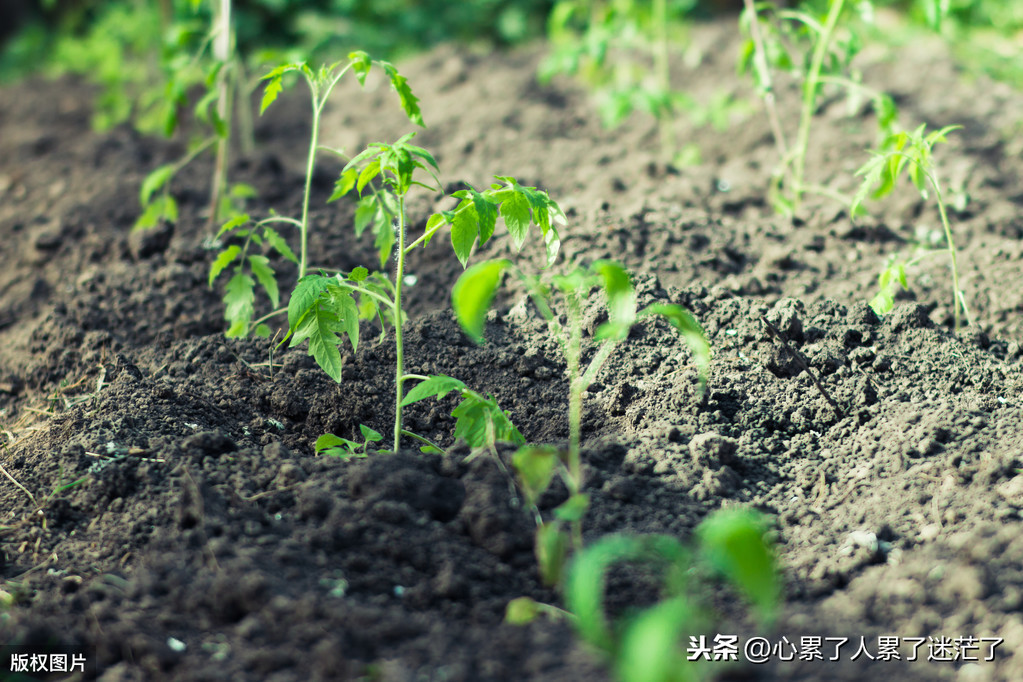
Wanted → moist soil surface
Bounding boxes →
[2,16,1023,682]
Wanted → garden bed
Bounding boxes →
[2,16,1023,681]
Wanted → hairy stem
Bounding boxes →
[792,0,845,213]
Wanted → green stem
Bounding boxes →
[400,429,445,454]
[393,196,408,453]
[792,0,845,213]
[653,0,674,155]
[298,91,320,279]
[930,176,968,330]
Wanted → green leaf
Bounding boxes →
[591,260,636,335]
[349,51,372,85]
[505,597,541,625]
[449,206,479,268]
[291,304,345,382]
[209,245,241,286]
[288,274,330,329]
[500,192,531,251]
[217,213,250,239]
[315,433,352,454]
[357,159,382,194]
[326,283,360,353]
[248,255,279,308]
[329,168,359,202]
[512,445,560,507]
[536,522,569,587]
[263,227,298,264]
[382,62,424,127]
[641,303,711,397]
[224,273,255,334]
[615,597,695,682]
[697,508,778,626]
[452,259,510,343]
[470,189,498,245]
[451,392,523,448]
[139,164,174,205]
[260,75,284,115]
[554,494,590,523]
[401,375,468,407]
[359,424,383,442]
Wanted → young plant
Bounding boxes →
[739,0,898,215]
[209,53,423,336]
[315,424,384,460]
[136,0,258,232]
[557,509,779,682]
[285,133,565,454]
[541,0,738,163]
[454,259,710,578]
[851,123,971,329]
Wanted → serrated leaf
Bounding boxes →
[327,284,360,353]
[288,274,330,329]
[401,375,468,407]
[591,260,635,331]
[291,305,345,382]
[357,159,381,194]
[139,164,174,205]
[260,76,284,115]
[452,259,509,343]
[470,189,498,245]
[209,245,241,286]
[449,205,479,268]
[248,255,279,308]
[354,196,380,238]
[382,62,424,127]
[224,272,255,331]
[263,227,298,264]
[500,192,531,251]
[422,212,447,248]
[217,213,250,239]
[329,168,359,202]
[349,50,372,84]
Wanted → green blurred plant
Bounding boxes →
[453,259,710,580]
[739,0,899,215]
[540,0,743,163]
[509,509,779,682]
[852,123,971,329]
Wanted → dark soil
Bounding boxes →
[3,16,1023,682]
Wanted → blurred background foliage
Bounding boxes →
[0,0,1019,135]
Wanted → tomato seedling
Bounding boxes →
[739,0,898,215]
[453,258,710,579]
[209,53,423,337]
[285,133,565,454]
[852,123,971,329]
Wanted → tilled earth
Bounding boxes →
[2,16,1023,682]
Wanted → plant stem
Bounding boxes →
[930,174,969,330]
[653,0,674,155]
[400,430,445,454]
[299,90,321,280]
[207,0,232,231]
[393,197,407,453]
[743,0,789,161]
[792,0,845,213]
